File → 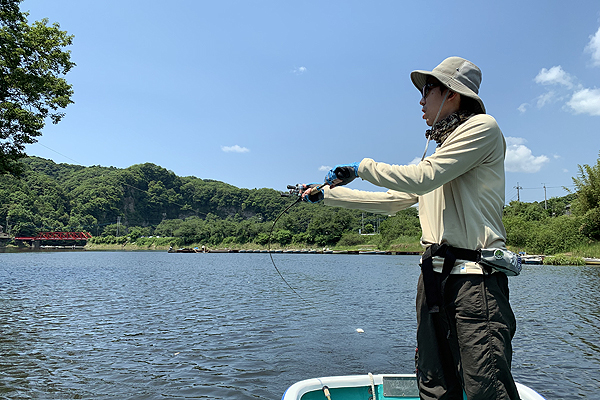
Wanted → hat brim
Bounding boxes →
[410,70,486,114]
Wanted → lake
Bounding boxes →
[1,251,599,399]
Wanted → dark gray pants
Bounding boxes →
[416,272,520,400]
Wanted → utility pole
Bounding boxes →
[542,183,547,210]
[514,182,523,202]
[117,216,121,236]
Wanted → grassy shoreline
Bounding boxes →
[84,243,171,251]
[80,243,600,265]
[84,234,426,253]
[5,236,599,265]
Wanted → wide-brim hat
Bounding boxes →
[410,56,486,114]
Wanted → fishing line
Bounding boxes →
[267,184,384,337]
[267,195,317,310]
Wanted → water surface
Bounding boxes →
[1,252,598,399]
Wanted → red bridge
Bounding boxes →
[14,232,93,241]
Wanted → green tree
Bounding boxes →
[68,213,97,231]
[526,215,586,254]
[571,152,600,214]
[503,216,530,249]
[379,207,420,247]
[1,0,75,175]
[127,226,153,240]
[101,223,126,237]
[503,201,547,221]
[307,208,356,246]
[546,194,575,217]
[571,152,600,239]
[6,203,35,236]
[155,218,183,237]
[273,229,293,245]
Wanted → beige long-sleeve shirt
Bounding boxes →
[323,114,507,273]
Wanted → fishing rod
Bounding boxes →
[267,183,327,310]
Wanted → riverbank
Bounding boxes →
[6,237,600,263]
[84,235,426,253]
[84,242,171,251]
[80,243,600,265]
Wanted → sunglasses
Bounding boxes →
[421,83,439,99]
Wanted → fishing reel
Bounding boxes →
[281,183,327,204]
[281,184,305,197]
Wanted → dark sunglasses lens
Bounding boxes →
[422,84,429,98]
[422,83,435,98]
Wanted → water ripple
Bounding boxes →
[1,253,598,399]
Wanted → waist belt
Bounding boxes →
[420,244,481,313]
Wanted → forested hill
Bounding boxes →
[0,157,297,234]
[0,157,405,246]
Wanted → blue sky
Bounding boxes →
[21,0,600,204]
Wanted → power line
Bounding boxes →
[519,185,575,190]
[36,143,82,165]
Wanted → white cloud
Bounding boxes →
[566,88,600,116]
[221,145,249,153]
[504,137,549,173]
[517,103,528,113]
[536,91,557,108]
[318,165,331,171]
[535,66,574,88]
[585,26,600,67]
[528,26,600,116]
[292,66,307,75]
[505,137,526,146]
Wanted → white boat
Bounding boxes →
[282,373,546,400]
[521,255,544,265]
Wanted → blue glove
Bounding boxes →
[324,162,360,187]
[301,183,324,203]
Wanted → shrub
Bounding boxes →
[255,233,270,245]
[336,232,366,247]
[543,255,585,266]
[503,216,531,249]
[292,232,312,244]
[526,215,586,255]
[273,230,293,245]
[580,208,600,240]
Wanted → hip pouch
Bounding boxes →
[421,245,521,313]
[479,248,522,276]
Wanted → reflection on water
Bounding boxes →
[510,264,600,399]
[1,252,599,399]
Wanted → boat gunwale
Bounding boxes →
[281,373,546,400]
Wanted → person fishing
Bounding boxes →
[301,57,520,399]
